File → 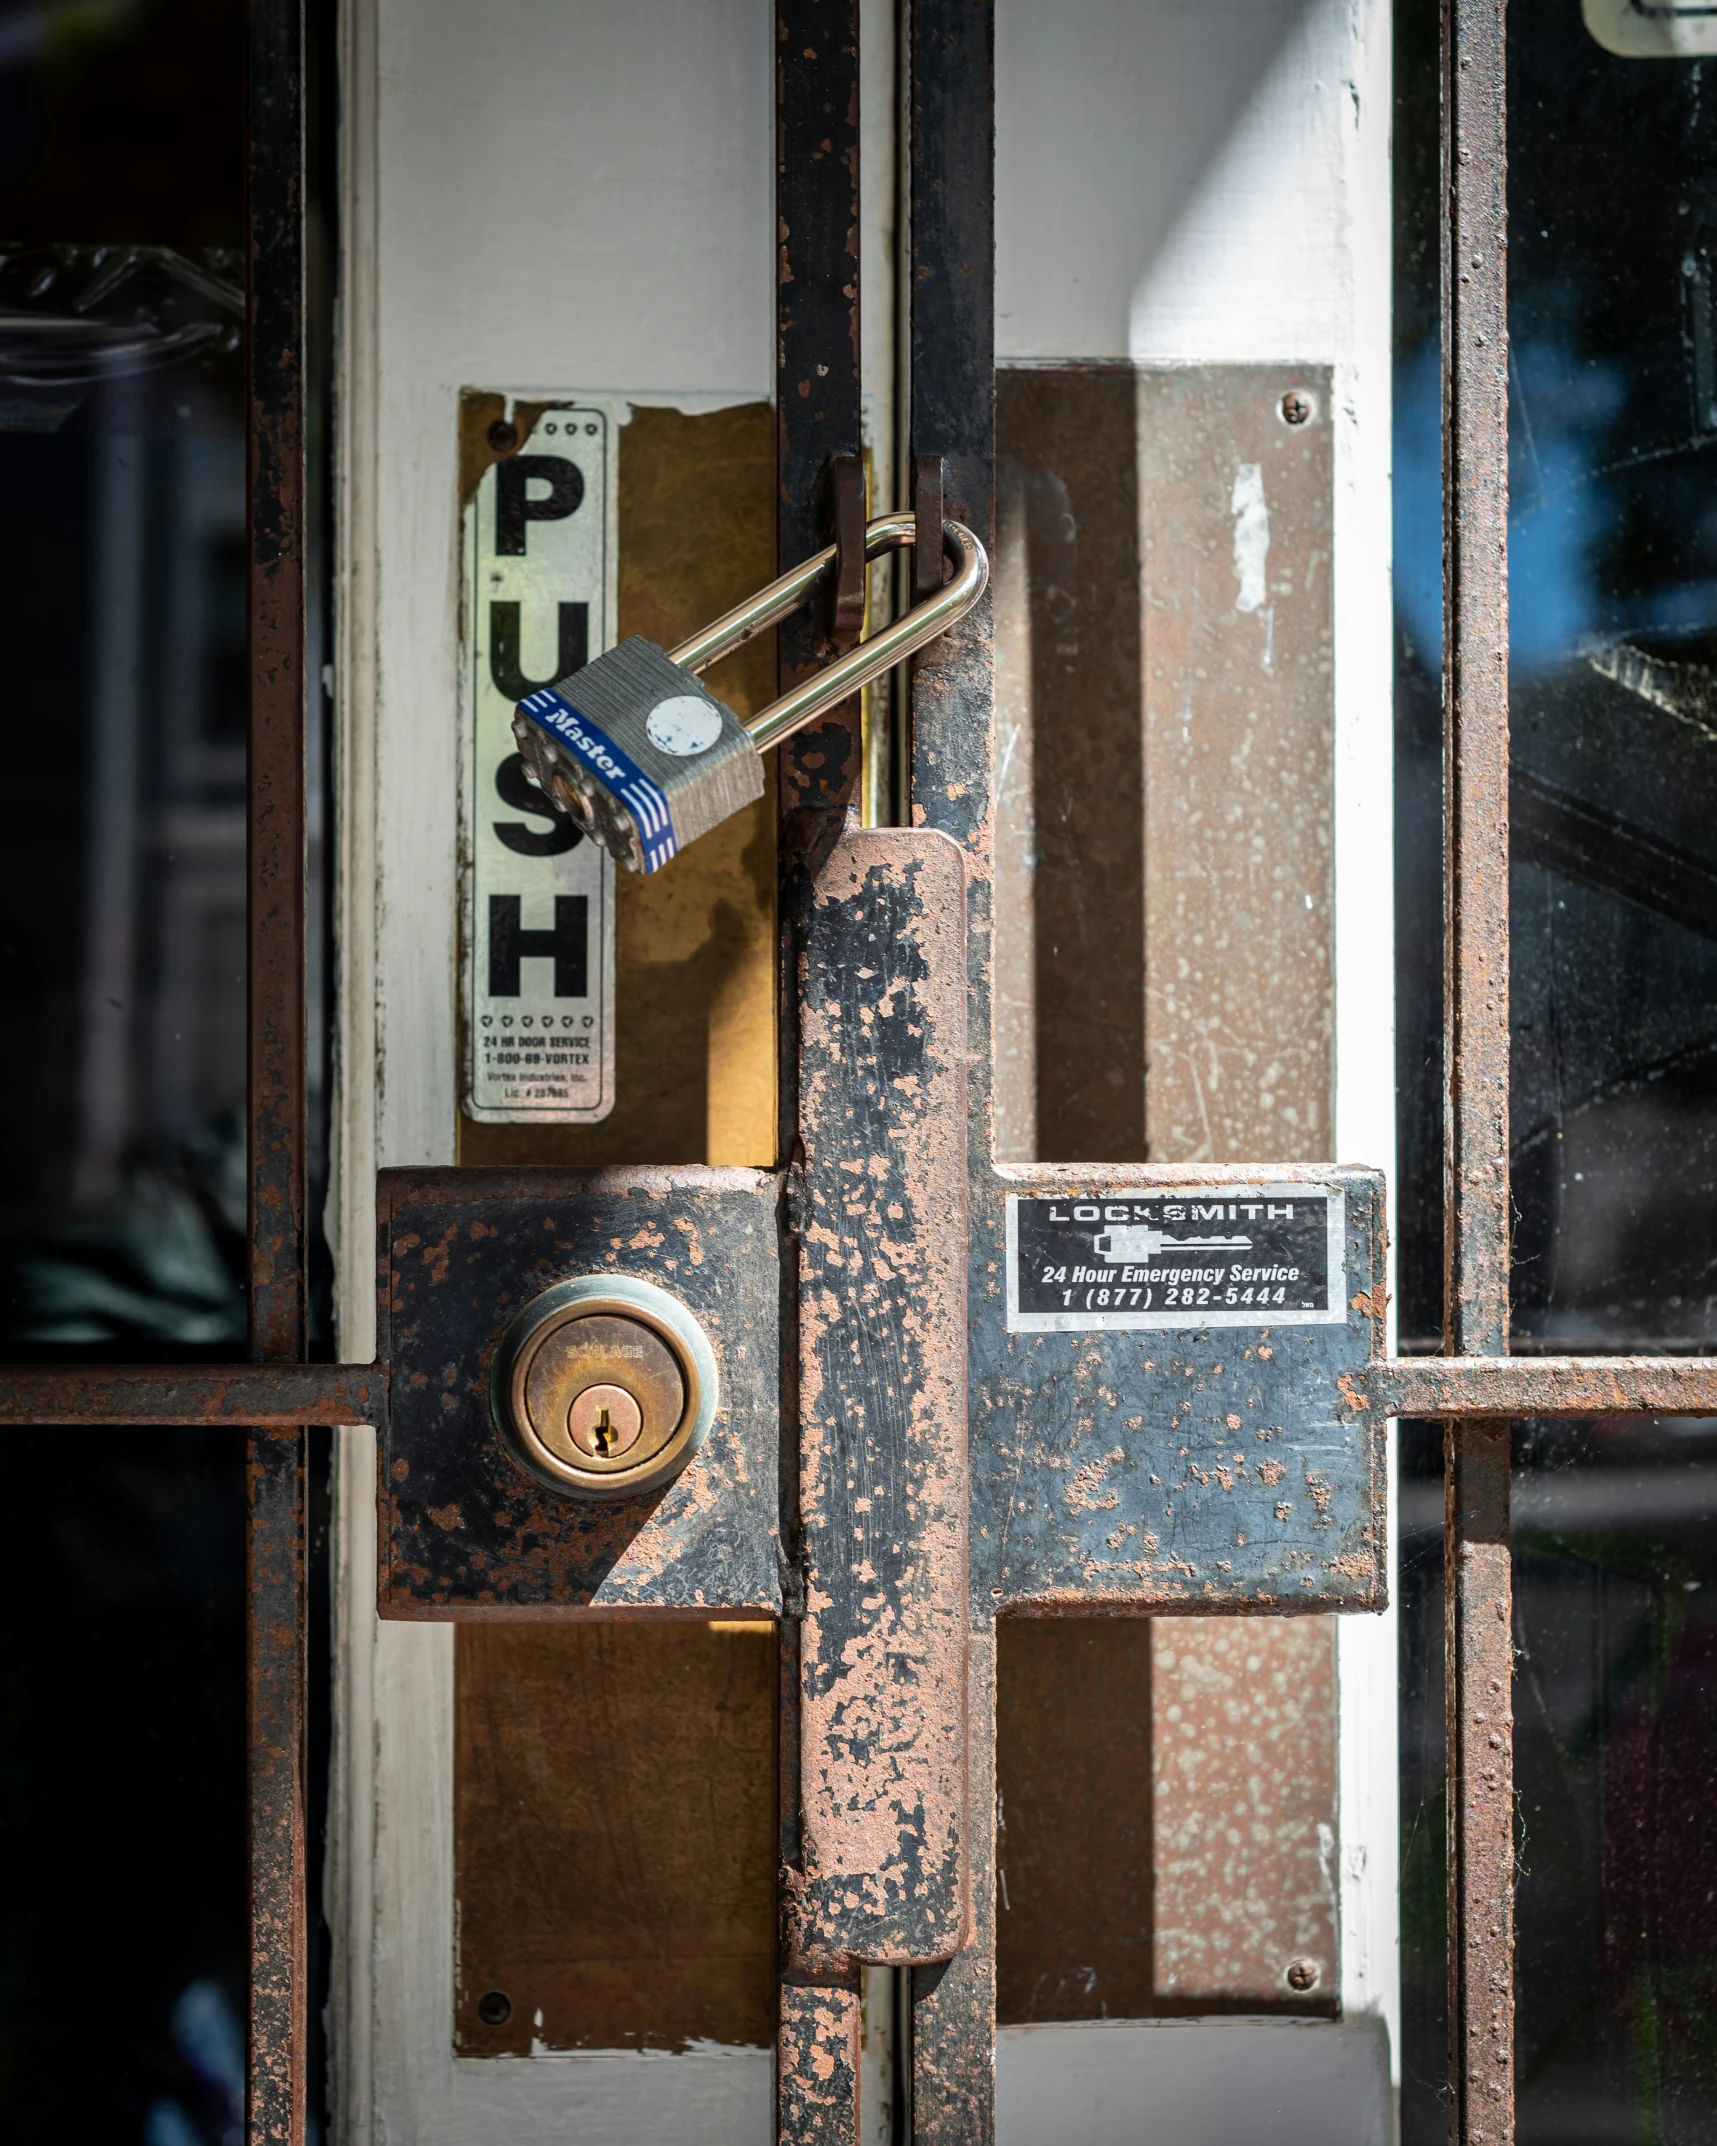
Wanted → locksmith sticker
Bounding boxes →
[1005,1186,1347,1333]
[461,399,619,1122]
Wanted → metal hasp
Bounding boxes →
[787,828,971,1974]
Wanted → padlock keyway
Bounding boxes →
[511,509,988,875]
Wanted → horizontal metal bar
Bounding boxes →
[7,1353,1713,1429]
[0,1364,384,1426]
[1372,1355,1717,1417]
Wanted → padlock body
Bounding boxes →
[513,636,763,873]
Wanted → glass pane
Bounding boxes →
[0,0,249,1355]
[1396,2,1717,2137]
[0,1428,247,2138]
[0,5,330,2136]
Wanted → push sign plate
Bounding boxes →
[1007,1185,1345,1332]
[462,399,618,1122]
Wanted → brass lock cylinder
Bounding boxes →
[491,1274,718,1500]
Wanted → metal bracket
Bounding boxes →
[374,1166,782,1616]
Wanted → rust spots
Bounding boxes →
[374,1168,782,1617]
[790,829,970,1971]
[1064,1451,1123,1514]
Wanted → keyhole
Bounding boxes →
[563,1381,644,1459]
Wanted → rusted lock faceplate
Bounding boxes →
[376,1166,781,1616]
[973,1165,1388,1611]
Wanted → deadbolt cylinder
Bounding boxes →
[490,1274,718,1499]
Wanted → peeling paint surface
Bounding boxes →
[376,1166,781,1614]
[778,1978,862,2142]
[789,829,971,1971]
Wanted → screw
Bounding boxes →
[566,1381,643,1458]
[1280,389,1314,427]
[488,417,519,455]
[477,1990,513,2025]
[1285,1957,1320,1992]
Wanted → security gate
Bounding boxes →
[1,1,1709,2141]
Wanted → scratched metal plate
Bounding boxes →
[789,826,970,1972]
[972,1165,1386,1609]
[376,1165,781,1616]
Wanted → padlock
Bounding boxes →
[511,509,988,872]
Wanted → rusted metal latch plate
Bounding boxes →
[973,1165,1387,1610]
[375,1166,782,1616]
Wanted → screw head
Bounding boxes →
[487,417,520,455]
[1280,389,1314,427]
[1285,1957,1320,1992]
[477,1990,513,2026]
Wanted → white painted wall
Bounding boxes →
[995,0,1401,2119]
[332,3,773,2140]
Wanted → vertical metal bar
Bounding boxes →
[247,0,310,2140]
[1442,7,1510,1358]
[1445,1418,1513,2146]
[249,1429,310,2143]
[905,2,995,2140]
[1442,0,1514,2140]
[777,4,864,2138]
[777,0,864,814]
[780,1975,865,2142]
[789,827,970,1978]
[248,0,310,1350]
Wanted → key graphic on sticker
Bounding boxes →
[1092,1226,1254,1262]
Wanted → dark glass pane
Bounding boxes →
[1396,4,1717,2141]
[1400,1418,1717,2146]
[0,1429,247,2142]
[0,6,331,2139]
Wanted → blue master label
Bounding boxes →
[517,686,679,872]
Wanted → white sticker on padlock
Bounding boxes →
[644,694,724,758]
[461,399,619,1122]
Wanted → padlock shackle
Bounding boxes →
[666,510,988,754]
